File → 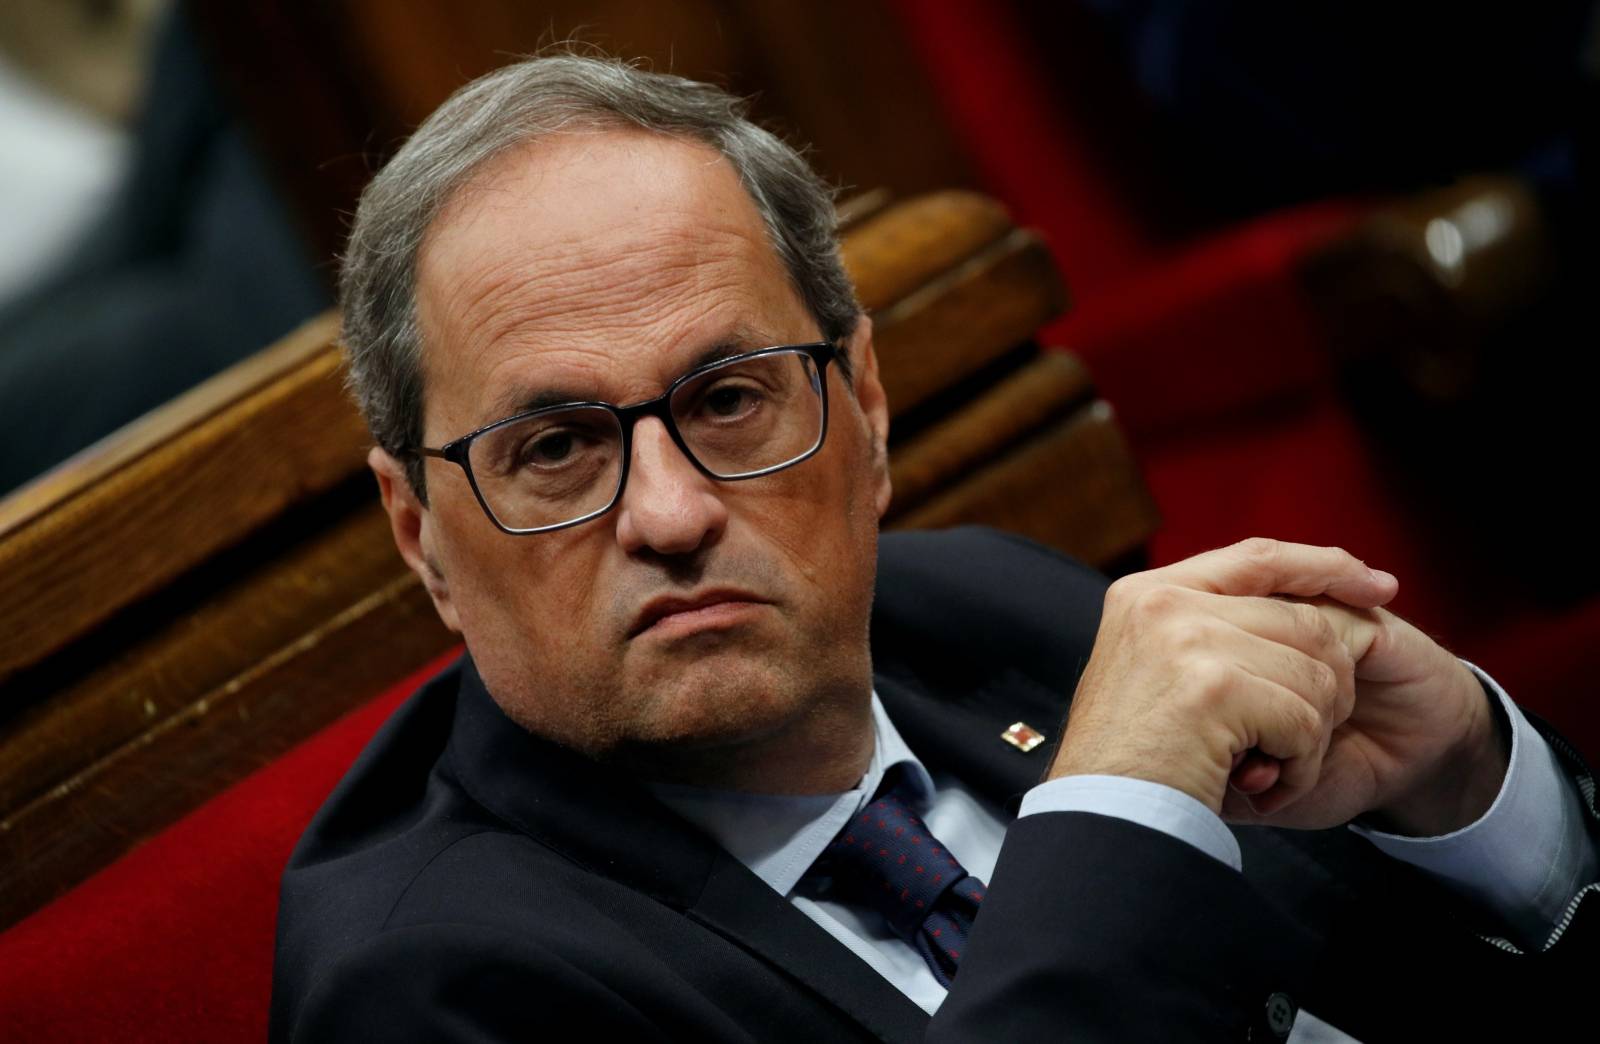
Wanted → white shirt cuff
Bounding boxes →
[1019,773,1242,871]
[1349,660,1598,948]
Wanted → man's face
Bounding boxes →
[374,130,891,784]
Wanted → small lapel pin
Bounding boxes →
[1000,721,1046,753]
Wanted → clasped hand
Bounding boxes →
[1051,539,1509,836]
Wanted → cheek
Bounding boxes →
[442,525,623,740]
[439,507,604,652]
[744,431,879,586]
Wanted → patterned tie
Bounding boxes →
[809,767,987,987]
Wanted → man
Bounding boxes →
[271,54,1598,1041]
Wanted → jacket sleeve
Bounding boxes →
[1474,708,1600,955]
[929,717,1600,1042]
[927,811,1318,1043]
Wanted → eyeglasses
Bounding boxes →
[418,342,837,534]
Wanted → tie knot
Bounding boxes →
[813,770,984,947]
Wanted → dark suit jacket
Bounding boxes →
[270,528,1598,1042]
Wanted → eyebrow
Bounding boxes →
[484,335,775,422]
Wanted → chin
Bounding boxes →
[627,652,812,750]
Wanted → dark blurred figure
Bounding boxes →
[1079,1,1596,233]
[1058,0,1600,599]
[0,6,327,494]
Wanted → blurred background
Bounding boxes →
[2,0,1596,706]
[2,5,1600,1033]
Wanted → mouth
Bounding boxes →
[629,589,773,640]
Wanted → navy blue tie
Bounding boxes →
[810,768,987,987]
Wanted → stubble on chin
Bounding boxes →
[476,498,881,781]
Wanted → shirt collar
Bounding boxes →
[648,691,934,897]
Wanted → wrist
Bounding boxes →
[1361,665,1512,837]
[1049,730,1232,816]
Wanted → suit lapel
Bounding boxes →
[688,850,930,1042]
[875,668,1068,811]
[452,657,931,1040]
[679,663,1070,1042]
[448,659,719,904]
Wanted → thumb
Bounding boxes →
[1155,538,1399,609]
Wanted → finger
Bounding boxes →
[1229,751,1281,795]
[1275,596,1383,665]
[1245,678,1332,812]
[1172,605,1354,736]
[1232,632,1353,737]
[1218,635,1342,804]
[1215,664,1330,808]
[1152,538,1399,608]
[1188,590,1374,671]
[1162,591,1360,805]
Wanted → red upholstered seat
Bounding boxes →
[0,651,460,1043]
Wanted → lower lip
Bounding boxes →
[637,601,768,640]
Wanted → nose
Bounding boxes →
[613,416,729,556]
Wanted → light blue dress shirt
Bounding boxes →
[650,662,1594,1040]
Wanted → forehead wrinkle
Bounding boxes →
[434,215,760,341]
[418,133,782,339]
[414,128,815,437]
[460,249,750,370]
[429,202,755,342]
[431,260,775,431]
[475,296,769,422]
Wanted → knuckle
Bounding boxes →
[1312,614,1350,666]
[1103,574,1144,611]
[1184,657,1233,703]
[1328,636,1356,674]
[1230,537,1279,586]
[1307,659,1340,702]
[1235,536,1279,559]
[1288,700,1324,750]
[1290,600,1325,633]
[1165,619,1211,655]
[1299,606,1348,661]
[1128,583,1183,623]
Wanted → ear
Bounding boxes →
[844,316,892,519]
[369,446,461,633]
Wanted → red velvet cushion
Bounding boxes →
[1053,200,1362,439]
[886,0,1152,294]
[0,650,461,1043]
[1140,393,1452,618]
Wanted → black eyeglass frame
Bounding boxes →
[417,341,838,535]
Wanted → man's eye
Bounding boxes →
[703,383,760,419]
[523,431,578,466]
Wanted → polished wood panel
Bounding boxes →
[0,314,360,684]
[873,229,1068,417]
[843,191,1013,310]
[0,568,449,924]
[0,313,342,540]
[887,352,1093,517]
[892,402,1161,567]
[1,502,406,814]
[1300,175,1551,402]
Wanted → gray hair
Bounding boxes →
[340,53,861,500]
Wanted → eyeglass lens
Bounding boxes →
[467,349,825,531]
